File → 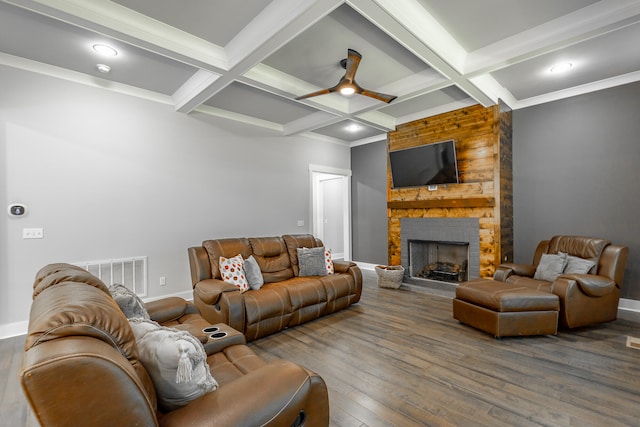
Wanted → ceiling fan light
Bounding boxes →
[340,86,355,96]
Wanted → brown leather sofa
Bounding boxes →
[188,234,363,341]
[493,235,629,328]
[21,263,329,427]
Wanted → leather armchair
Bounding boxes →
[21,263,329,427]
[494,236,629,328]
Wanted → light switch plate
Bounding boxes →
[23,228,44,239]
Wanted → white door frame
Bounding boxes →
[309,164,352,261]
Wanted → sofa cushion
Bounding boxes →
[249,237,293,283]
[130,319,218,411]
[203,238,252,279]
[219,255,249,293]
[561,253,597,275]
[547,235,609,274]
[109,283,150,320]
[298,247,328,277]
[533,253,568,282]
[244,255,264,290]
[283,234,323,276]
[324,248,334,275]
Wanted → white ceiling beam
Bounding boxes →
[5,0,229,71]
[176,0,344,113]
[349,0,495,106]
[465,0,640,76]
[283,111,343,135]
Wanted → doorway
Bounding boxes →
[309,164,351,261]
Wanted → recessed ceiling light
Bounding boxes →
[550,62,573,73]
[92,44,118,57]
[345,124,361,132]
[96,64,111,73]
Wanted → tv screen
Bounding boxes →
[389,140,459,188]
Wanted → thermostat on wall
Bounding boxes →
[8,203,27,217]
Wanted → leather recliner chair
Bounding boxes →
[493,235,628,328]
[20,263,329,427]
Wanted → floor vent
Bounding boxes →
[626,336,640,350]
[73,256,147,297]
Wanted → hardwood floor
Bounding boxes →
[3,269,640,426]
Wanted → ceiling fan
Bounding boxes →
[295,49,397,104]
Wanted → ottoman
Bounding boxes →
[452,278,560,337]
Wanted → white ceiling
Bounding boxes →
[1,0,639,145]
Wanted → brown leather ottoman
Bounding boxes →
[453,278,559,337]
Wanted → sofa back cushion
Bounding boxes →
[546,235,610,274]
[283,234,324,276]
[249,237,293,283]
[203,238,252,279]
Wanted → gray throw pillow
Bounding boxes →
[109,284,150,320]
[244,255,264,290]
[297,246,328,277]
[562,252,596,275]
[533,253,568,282]
[129,319,218,411]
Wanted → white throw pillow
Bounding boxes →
[130,319,218,411]
[219,254,249,292]
[324,248,334,275]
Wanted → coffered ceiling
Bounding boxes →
[1,0,639,145]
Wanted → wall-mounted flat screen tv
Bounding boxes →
[389,139,459,188]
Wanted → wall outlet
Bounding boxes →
[159,276,166,286]
[297,220,304,227]
[23,228,44,239]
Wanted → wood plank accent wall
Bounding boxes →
[387,102,513,277]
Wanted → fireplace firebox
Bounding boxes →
[409,240,469,283]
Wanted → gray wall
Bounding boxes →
[351,140,388,264]
[350,81,640,299]
[513,81,640,300]
[0,65,351,334]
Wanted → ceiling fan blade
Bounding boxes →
[343,49,362,82]
[294,88,333,100]
[360,89,397,103]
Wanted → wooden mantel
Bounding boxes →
[387,102,513,277]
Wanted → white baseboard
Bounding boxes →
[619,298,640,313]
[0,320,29,339]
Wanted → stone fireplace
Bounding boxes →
[401,218,480,288]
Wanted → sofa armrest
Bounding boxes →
[494,263,536,281]
[332,260,357,274]
[194,279,239,305]
[145,297,191,323]
[193,279,245,332]
[158,360,329,427]
[559,274,616,297]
